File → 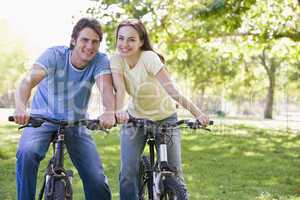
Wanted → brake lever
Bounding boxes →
[18,124,29,130]
[186,121,212,131]
[86,124,107,133]
[18,118,45,130]
[99,128,109,134]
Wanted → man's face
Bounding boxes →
[71,27,100,67]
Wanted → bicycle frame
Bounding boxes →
[42,122,73,200]
[52,125,67,173]
[8,116,106,200]
[141,124,179,199]
[130,117,213,200]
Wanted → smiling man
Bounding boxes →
[13,18,115,200]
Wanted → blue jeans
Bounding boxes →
[119,113,184,200]
[16,122,111,200]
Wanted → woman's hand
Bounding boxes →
[196,112,209,126]
[115,111,129,124]
[99,112,116,129]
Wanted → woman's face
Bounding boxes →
[117,26,143,58]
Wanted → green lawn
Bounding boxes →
[1,122,300,200]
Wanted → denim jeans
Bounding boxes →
[119,113,185,200]
[16,122,111,200]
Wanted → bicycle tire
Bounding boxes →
[139,155,152,200]
[54,180,67,200]
[45,179,67,200]
[160,175,188,200]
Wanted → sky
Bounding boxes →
[0,0,93,59]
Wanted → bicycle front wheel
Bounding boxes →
[53,180,66,200]
[45,179,70,200]
[160,175,188,200]
[138,155,152,200]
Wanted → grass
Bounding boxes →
[1,122,300,200]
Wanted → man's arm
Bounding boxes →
[14,64,47,124]
[96,74,116,128]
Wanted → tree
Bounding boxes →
[85,0,300,118]
[0,19,28,107]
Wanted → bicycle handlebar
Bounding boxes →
[8,116,108,132]
[127,117,213,131]
[8,116,15,122]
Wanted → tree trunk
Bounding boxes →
[259,50,278,119]
[264,73,275,119]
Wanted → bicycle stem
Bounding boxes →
[54,128,65,169]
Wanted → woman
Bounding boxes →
[110,19,209,199]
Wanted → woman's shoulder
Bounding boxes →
[110,53,125,63]
[110,53,122,60]
[141,50,159,59]
[141,51,164,66]
[109,53,125,70]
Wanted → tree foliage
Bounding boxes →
[0,19,27,97]
[85,0,300,118]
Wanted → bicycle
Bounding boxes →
[127,116,213,200]
[8,116,108,200]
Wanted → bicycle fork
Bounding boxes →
[42,129,73,199]
[153,133,170,200]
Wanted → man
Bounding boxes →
[13,18,115,200]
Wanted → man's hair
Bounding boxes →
[70,18,103,49]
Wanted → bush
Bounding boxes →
[216,110,226,117]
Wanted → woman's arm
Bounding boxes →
[155,68,209,125]
[111,71,129,123]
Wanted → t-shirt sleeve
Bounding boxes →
[143,51,164,75]
[109,54,123,74]
[94,54,112,79]
[35,48,57,73]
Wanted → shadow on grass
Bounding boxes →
[1,123,300,200]
[182,124,300,200]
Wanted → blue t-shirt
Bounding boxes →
[30,46,111,120]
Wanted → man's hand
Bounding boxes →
[98,112,116,129]
[115,111,129,124]
[13,108,30,125]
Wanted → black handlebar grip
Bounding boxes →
[209,120,214,125]
[8,116,15,122]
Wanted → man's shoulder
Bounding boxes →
[93,52,109,63]
[49,46,69,55]
[47,45,68,52]
[95,52,108,59]
[43,46,69,59]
